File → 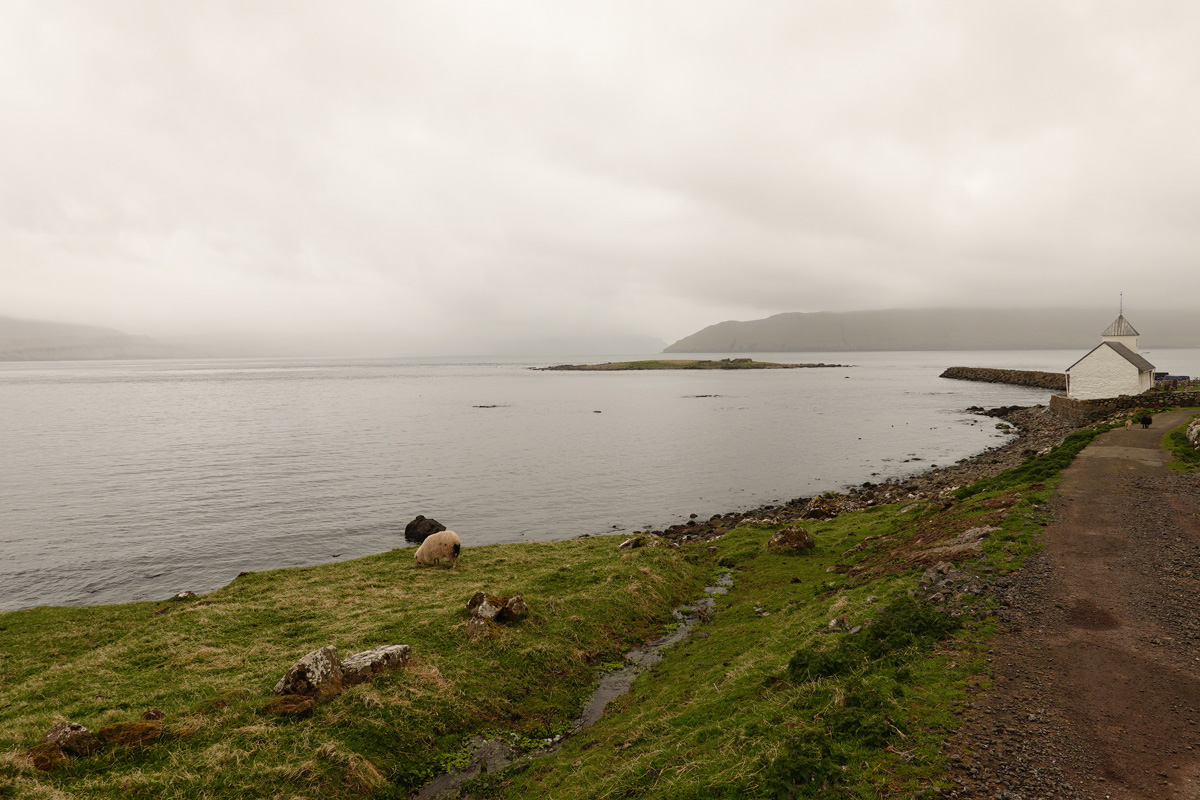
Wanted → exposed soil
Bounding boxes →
[942,408,1200,799]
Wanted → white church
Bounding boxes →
[1065,313,1156,400]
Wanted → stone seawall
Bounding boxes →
[940,367,1067,391]
[1049,391,1200,423]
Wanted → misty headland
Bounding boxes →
[7,307,1200,363]
[665,307,1200,353]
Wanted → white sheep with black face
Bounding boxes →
[414,530,461,568]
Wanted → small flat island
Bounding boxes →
[536,358,849,371]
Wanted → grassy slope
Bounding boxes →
[1164,414,1200,472]
[0,540,711,798]
[2,432,1095,799]
[490,484,1057,799]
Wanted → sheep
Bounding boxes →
[1140,414,1153,429]
[415,530,461,568]
[1125,418,1133,431]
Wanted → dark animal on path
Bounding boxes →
[1140,414,1153,429]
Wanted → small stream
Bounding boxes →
[413,572,734,800]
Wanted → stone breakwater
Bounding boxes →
[940,366,1067,391]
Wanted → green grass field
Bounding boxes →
[1,438,1084,799]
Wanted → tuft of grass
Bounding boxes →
[955,426,1107,499]
[1164,415,1200,472]
[787,597,962,683]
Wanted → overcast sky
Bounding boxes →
[2,1,1198,354]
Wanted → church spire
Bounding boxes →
[1102,299,1140,351]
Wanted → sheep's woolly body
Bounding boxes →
[415,530,461,567]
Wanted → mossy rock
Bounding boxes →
[23,742,67,772]
[98,720,164,747]
[766,526,816,554]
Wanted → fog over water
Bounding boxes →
[0,350,1129,611]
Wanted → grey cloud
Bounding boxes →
[2,0,1199,353]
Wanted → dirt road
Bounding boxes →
[946,408,1200,800]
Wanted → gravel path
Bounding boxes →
[943,408,1200,800]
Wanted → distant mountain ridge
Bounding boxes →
[0,316,183,361]
[664,308,1200,353]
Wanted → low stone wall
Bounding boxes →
[940,367,1066,391]
[1049,391,1200,423]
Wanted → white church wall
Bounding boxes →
[1068,345,1143,400]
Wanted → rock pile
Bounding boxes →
[465,591,530,641]
[342,645,412,686]
[766,526,815,553]
[267,643,412,715]
[22,714,166,772]
[912,562,988,616]
[922,526,998,559]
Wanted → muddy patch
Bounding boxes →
[1067,598,1120,630]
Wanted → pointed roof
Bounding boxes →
[1066,341,1155,373]
[1102,314,1139,337]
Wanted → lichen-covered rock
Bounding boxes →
[467,592,529,624]
[467,592,505,620]
[42,721,103,756]
[23,742,67,771]
[766,526,816,553]
[342,644,411,687]
[923,526,998,558]
[1187,418,1200,449]
[260,695,316,717]
[98,720,164,747]
[496,595,529,623]
[273,645,343,702]
[466,615,497,641]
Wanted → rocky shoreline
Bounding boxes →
[636,403,1082,546]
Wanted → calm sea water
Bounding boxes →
[3,349,1198,611]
